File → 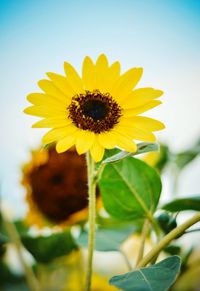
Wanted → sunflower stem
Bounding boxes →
[137,212,200,268]
[85,152,96,291]
[135,219,150,267]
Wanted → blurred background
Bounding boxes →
[1,0,200,221]
[1,1,200,290]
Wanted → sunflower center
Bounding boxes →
[68,90,122,134]
[82,99,108,121]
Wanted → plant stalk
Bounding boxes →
[136,219,150,267]
[137,212,200,268]
[85,152,96,291]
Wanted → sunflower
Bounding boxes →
[24,54,165,162]
[22,145,95,228]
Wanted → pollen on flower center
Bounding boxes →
[68,90,122,134]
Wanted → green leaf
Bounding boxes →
[76,226,134,252]
[164,245,181,256]
[110,256,181,291]
[175,138,200,169]
[0,261,26,286]
[14,220,29,236]
[162,196,200,212]
[21,230,77,263]
[0,232,9,244]
[99,157,162,220]
[156,212,177,234]
[96,216,144,232]
[155,144,170,172]
[102,143,159,164]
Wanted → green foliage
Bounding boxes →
[155,144,170,172]
[162,196,200,212]
[21,230,77,263]
[0,261,27,289]
[164,245,181,256]
[96,216,144,232]
[110,256,181,291]
[174,138,200,169]
[157,212,177,234]
[102,142,159,164]
[99,157,162,220]
[14,220,29,236]
[76,226,134,252]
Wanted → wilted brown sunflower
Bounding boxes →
[22,145,97,228]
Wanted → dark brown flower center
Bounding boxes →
[29,148,89,223]
[68,90,121,134]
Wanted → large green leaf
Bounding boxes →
[110,256,181,291]
[22,230,77,263]
[76,226,134,252]
[162,196,200,212]
[96,216,144,231]
[99,157,162,220]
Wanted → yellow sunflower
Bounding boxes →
[22,145,100,228]
[24,54,165,162]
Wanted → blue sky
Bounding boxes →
[1,0,200,215]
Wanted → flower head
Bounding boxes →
[22,146,90,227]
[24,55,165,162]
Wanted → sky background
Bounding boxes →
[1,0,200,217]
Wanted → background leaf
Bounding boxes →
[76,226,134,252]
[110,256,181,291]
[174,138,200,169]
[22,230,77,263]
[99,157,162,220]
[162,196,200,212]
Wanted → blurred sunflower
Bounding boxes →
[22,145,97,228]
[24,54,165,162]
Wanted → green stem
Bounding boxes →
[136,219,150,267]
[137,212,200,268]
[3,217,40,291]
[85,152,96,291]
[95,163,106,182]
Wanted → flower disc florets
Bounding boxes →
[68,90,122,134]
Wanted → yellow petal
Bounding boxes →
[82,56,95,91]
[122,88,163,109]
[109,61,120,78]
[27,93,68,107]
[114,125,156,142]
[64,62,84,93]
[90,140,105,162]
[103,61,121,92]
[42,125,77,144]
[75,130,95,155]
[32,117,72,128]
[23,106,65,118]
[98,132,117,149]
[123,100,162,117]
[111,68,143,100]
[56,135,76,153]
[38,79,70,102]
[94,54,109,91]
[122,116,165,131]
[110,131,137,152]
[46,72,75,97]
